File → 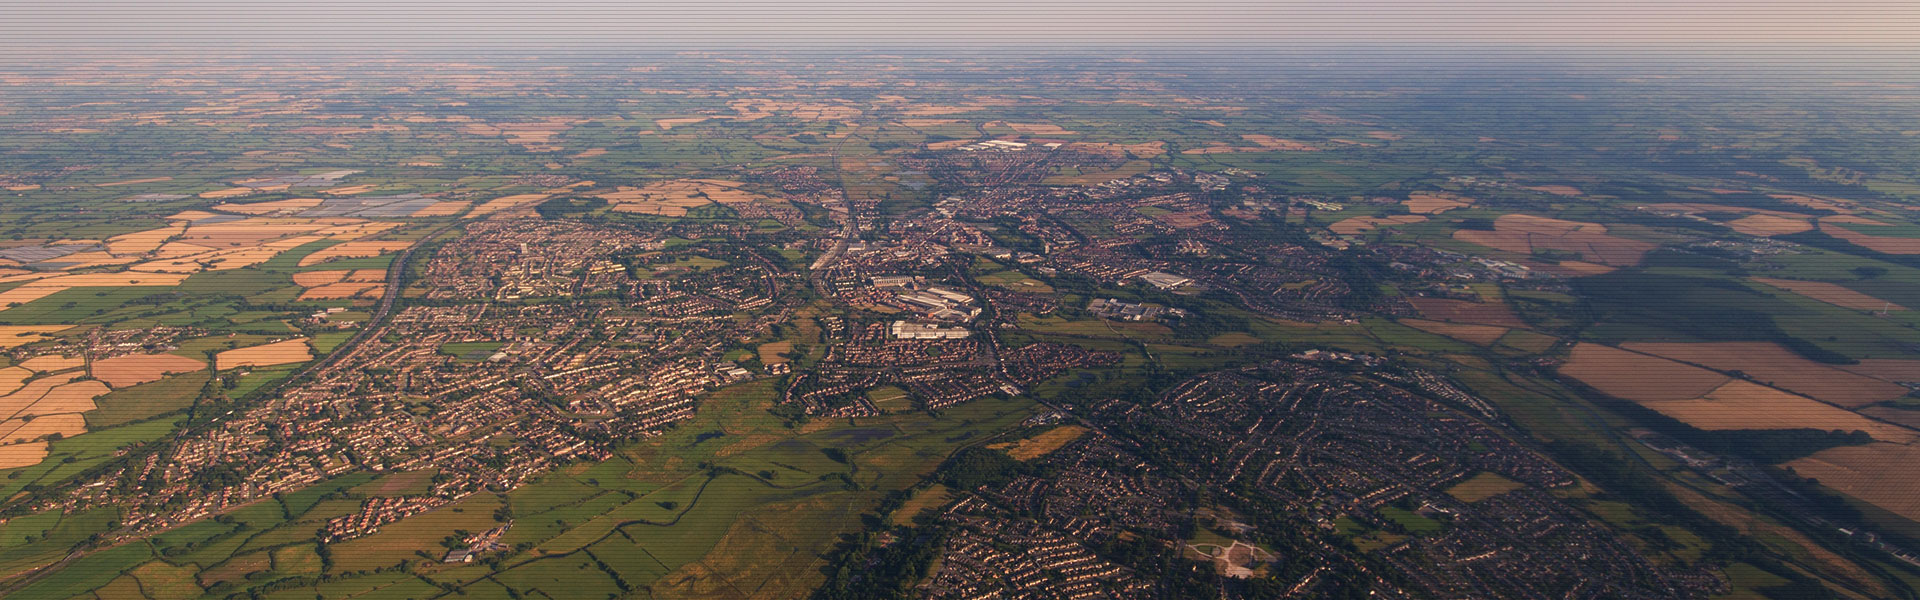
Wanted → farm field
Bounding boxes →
[1453,214,1653,266]
[1640,381,1914,442]
[1727,214,1814,236]
[214,338,314,370]
[296,240,410,267]
[1821,217,1920,254]
[1558,343,1738,402]
[1789,444,1920,524]
[1401,318,1509,345]
[1330,215,1426,235]
[593,179,778,216]
[1619,341,1910,408]
[91,353,205,388]
[1404,192,1472,214]
[1406,298,1527,328]
[1752,277,1905,311]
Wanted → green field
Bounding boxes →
[97,379,1052,598]
[437,341,504,361]
[1445,472,1527,503]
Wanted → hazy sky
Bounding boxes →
[3,0,1916,46]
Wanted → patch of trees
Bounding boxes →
[1609,211,1728,234]
[768,401,809,427]
[1543,440,1756,560]
[1571,270,1855,364]
[1704,429,1872,464]
[810,524,945,600]
[1778,229,1920,272]
[936,447,1026,490]
[1218,213,1313,245]
[1764,466,1871,526]
[533,195,607,219]
[1457,217,1498,231]
[1326,253,1389,310]
[1640,247,1744,272]
[1688,192,1837,217]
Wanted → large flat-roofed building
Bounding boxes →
[1139,271,1193,291]
[1088,298,1188,321]
[890,320,971,340]
[871,275,918,289]
[924,287,973,304]
[957,140,1030,152]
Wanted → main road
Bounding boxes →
[807,133,862,294]
[250,221,460,400]
[0,221,467,595]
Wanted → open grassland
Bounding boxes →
[1020,314,1175,340]
[296,282,382,300]
[976,269,1054,293]
[1185,134,1321,154]
[891,485,955,527]
[411,200,470,217]
[989,425,1089,461]
[756,340,793,366]
[1401,318,1509,345]
[1406,298,1527,328]
[1496,329,1560,353]
[214,338,313,370]
[1044,159,1152,186]
[187,380,1051,598]
[1009,122,1076,135]
[87,370,206,428]
[327,494,505,573]
[291,268,385,287]
[467,193,555,217]
[1329,215,1426,236]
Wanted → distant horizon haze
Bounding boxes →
[3,0,1916,46]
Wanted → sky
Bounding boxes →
[2,0,1916,47]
